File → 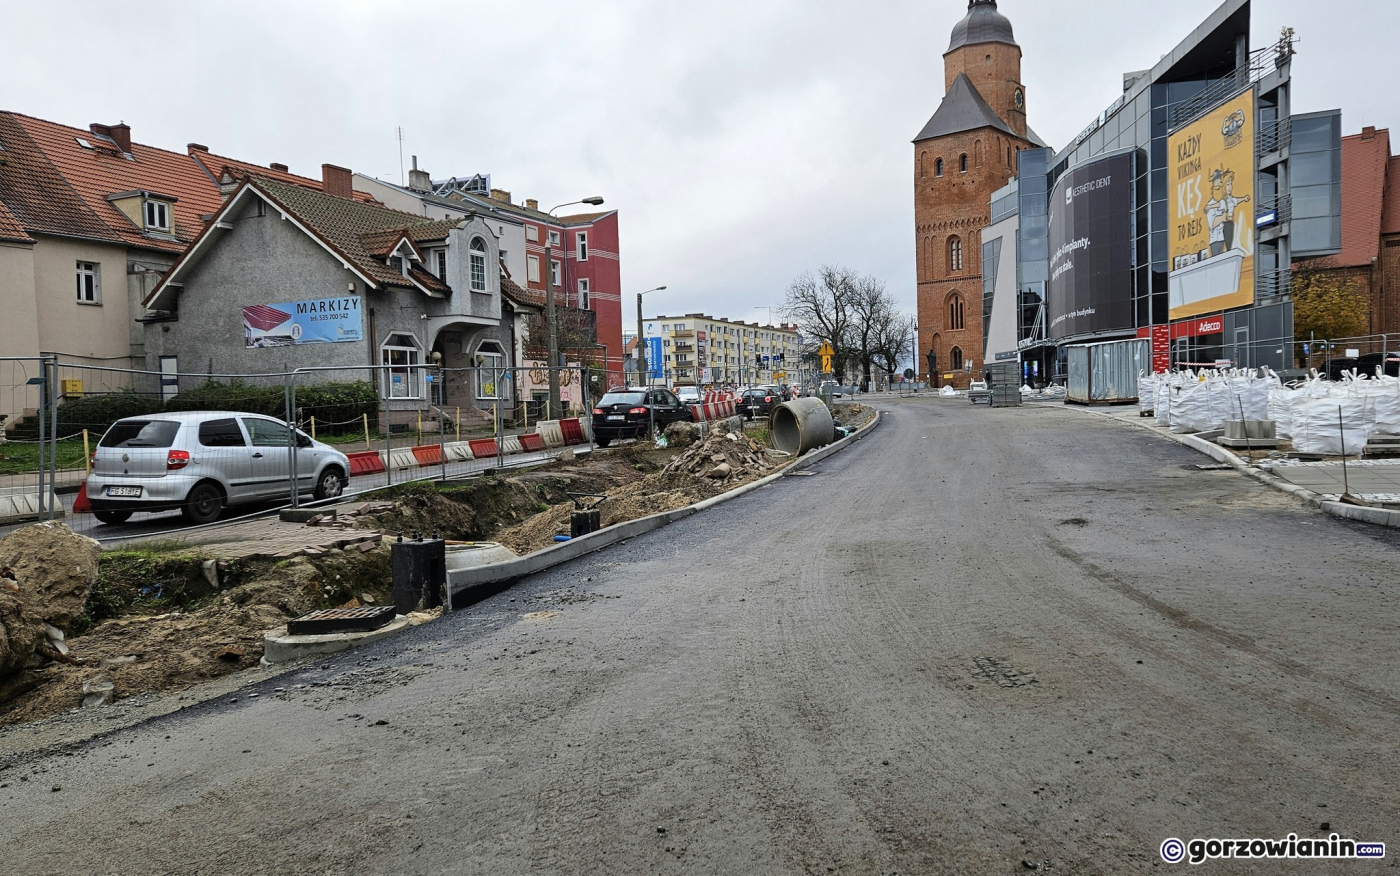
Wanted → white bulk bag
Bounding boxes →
[1292,392,1374,455]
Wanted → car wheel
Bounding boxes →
[181,482,224,525]
[314,467,345,500]
[93,510,133,525]
[596,437,612,447]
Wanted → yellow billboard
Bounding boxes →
[1167,89,1254,321]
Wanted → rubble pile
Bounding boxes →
[0,523,100,682]
[660,428,776,484]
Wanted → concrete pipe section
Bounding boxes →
[771,397,835,457]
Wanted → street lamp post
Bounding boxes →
[635,286,666,388]
[544,196,604,419]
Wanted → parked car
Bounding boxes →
[675,386,703,405]
[591,388,693,446]
[87,412,351,525]
[737,388,782,419]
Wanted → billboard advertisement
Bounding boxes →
[1047,151,1135,340]
[243,296,362,348]
[1168,88,1254,320]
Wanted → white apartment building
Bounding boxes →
[642,313,803,387]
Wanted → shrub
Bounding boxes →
[56,391,163,436]
[165,379,379,430]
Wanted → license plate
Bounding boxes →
[106,486,142,497]
[606,415,624,421]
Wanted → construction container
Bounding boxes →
[1066,338,1150,405]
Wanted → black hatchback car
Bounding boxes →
[591,388,693,446]
[737,388,782,419]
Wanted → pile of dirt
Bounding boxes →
[0,544,394,727]
[496,429,779,554]
[833,402,876,430]
[0,523,101,700]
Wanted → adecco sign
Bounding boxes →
[1136,316,1224,341]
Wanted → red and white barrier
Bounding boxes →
[691,391,737,422]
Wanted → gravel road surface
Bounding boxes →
[3,398,1397,874]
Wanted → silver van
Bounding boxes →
[86,411,351,525]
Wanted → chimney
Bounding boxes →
[525,198,539,211]
[1362,126,1377,140]
[90,122,131,154]
[187,143,209,153]
[489,188,512,204]
[407,155,431,192]
[321,163,353,200]
[270,162,289,173]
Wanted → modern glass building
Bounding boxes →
[986,0,1341,379]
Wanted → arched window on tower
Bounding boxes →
[935,158,944,177]
[919,151,926,179]
[950,346,964,371]
[948,294,965,331]
[948,236,963,273]
[959,154,968,173]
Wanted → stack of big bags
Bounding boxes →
[1142,368,1400,455]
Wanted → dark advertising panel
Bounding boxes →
[1047,152,1134,340]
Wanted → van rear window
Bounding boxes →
[99,420,181,448]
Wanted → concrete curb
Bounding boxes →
[448,410,883,601]
[261,615,413,664]
[1065,405,1400,527]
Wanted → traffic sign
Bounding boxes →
[903,367,914,379]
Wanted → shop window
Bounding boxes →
[381,333,422,399]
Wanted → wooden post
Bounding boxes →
[416,411,422,446]
[362,413,371,451]
[310,416,316,440]
[82,429,91,476]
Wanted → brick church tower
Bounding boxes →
[914,0,1040,388]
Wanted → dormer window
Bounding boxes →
[144,199,170,231]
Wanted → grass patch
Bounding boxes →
[0,438,91,476]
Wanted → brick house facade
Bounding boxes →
[913,0,1041,388]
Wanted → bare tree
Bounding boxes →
[782,266,858,384]
[873,312,915,385]
[846,276,900,392]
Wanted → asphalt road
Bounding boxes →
[4,398,1399,874]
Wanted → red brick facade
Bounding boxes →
[915,19,1031,388]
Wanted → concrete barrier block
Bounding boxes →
[387,447,420,470]
[535,420,566,448]
[500,435,524,455]
[443,441,474,462]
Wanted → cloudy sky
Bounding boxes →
[3,0,1395,325]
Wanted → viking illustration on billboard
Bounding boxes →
[1168,90,1255,320]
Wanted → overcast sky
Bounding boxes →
[3,1,1395,326]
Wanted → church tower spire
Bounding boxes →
[943,0,1025,138]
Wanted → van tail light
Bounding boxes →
[628,407,649,415]
[167,450,191,470]
[592,408,605,416]
[764,396,772,403]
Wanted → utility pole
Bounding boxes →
[635,286,666,388]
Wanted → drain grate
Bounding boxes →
[972,656,1039,688]
[288,605,397,636]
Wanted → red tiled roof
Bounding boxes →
[6,111,225,253]
[1336,128,1391,268]
[0,199,31,243]
[1383,155,1400,236]
[502,275,544,309]
[0,112,123,245]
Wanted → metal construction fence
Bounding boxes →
[0,358,597,542]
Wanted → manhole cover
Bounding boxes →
[288,605,397,635]
[972,656,1039,688]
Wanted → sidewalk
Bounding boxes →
[1074,404,1400,527]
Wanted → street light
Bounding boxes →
[543,196,604,418]
[635,286,667,389]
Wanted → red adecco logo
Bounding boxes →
[1196,318,1223,334]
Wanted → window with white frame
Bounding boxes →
[381,333,423,399]
[435,249,449,281]
[550,260,561,287]
[577,278,590,309]
[576,231,588,262]
[469,237,487,292]
[527,254,541,283]
[143,200,171,231]
[76,261,100,304]
[475,342,506,400]
[548,230,560,247]
[526,224,539,242]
